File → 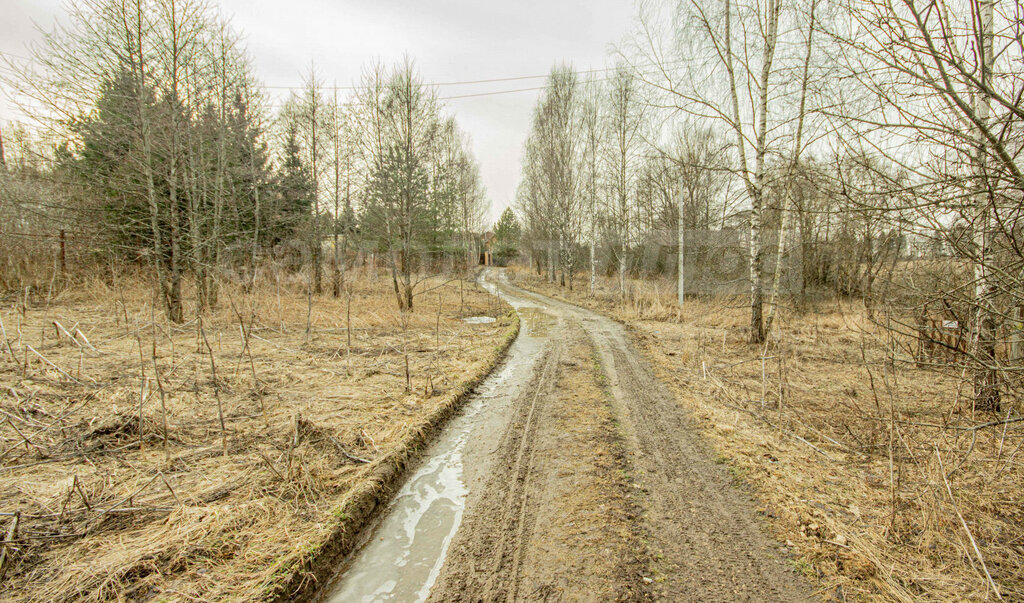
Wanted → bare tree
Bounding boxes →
[628,0,791,342]
[827,0,1024,410]
[330,89,356,297]
[668,124,728,305]
[302,68,326,296]
[603,66,646,298]
[579,77,603,294]
[354,59,442,310]
[764,0,819,332]
[517,66,586,289]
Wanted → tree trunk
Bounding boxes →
[559,232,566,287]
[618,245,627,301]
[389,247,404,310]
[765,0,815,335]
[589,240,596,295]
[248,134,261,292]
[332,233,341,298]
[746,0,780,344]
[972,0,1000,412]
[677,186,685,307]
[547,239,555,282]
[332,90,343,298]
[167,109,183,323]
[748,201,764,343]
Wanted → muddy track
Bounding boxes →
[430,311,648,602]
[481,336,562,599]
[429,270,814,602]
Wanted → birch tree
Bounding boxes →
[629,0,790,342]
[604,65,646,298]
[828,0,1024,410]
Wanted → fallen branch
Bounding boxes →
[326,435,370,464]
[258,450,286,481]
[158,472,182,507]
[25,345,81,384]
[74,475,91,512]
[706,362,837,462]
[52,321,81,347]
[722,401,837,462]
[73,329,98,352]
[3,418,44,454]
[91,473,161,522]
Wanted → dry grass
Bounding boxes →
[0,266,514,602]
[510,266,1024,602]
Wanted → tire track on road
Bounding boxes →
[483,334,563,600]
[430,310,566,602]
[496,273,814,602]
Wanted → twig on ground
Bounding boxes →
[73,329,98,351]
[199,318,227,455]
[326,435,370,464]
[52,321,81,347]
[159,472,182,507]
[25,345,81,384]
[258,450,285,481]
[0,511,20,581]
[92,473,161,522]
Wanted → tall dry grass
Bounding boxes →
[0,265,513,601]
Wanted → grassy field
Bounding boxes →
[0,268,515,601]
[510,266,1023,602]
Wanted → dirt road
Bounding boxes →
[428,269,813,602]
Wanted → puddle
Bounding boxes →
[462,316,496,324]
[321,270,545,602]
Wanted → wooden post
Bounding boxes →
[677,175,685,307]
[1011,305,1023,362]
[59,230,67,277]
[916,308,927,367]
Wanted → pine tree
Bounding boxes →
[493,207,521,263]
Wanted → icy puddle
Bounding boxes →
[322,270,544,602]
[462,315,496,324]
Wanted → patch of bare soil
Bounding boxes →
[429,319,648,602]
[0,269,514,601]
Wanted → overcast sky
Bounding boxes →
[1,0,639,223]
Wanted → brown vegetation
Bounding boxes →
[0,268,514,601]
[511,266,1023,601]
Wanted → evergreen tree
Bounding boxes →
[271,121,314,247]
[493,206,521,263]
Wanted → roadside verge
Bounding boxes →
[264,310,520,602]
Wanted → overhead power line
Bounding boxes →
[261,59,685,91]
[2,54,686,115]
[439,85,547,100]
[261,65,612,91]
[2,47,684,98]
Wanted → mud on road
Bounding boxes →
[429,270,813,602]
[429,319,648,602]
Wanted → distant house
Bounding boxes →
[480,231,495,266]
